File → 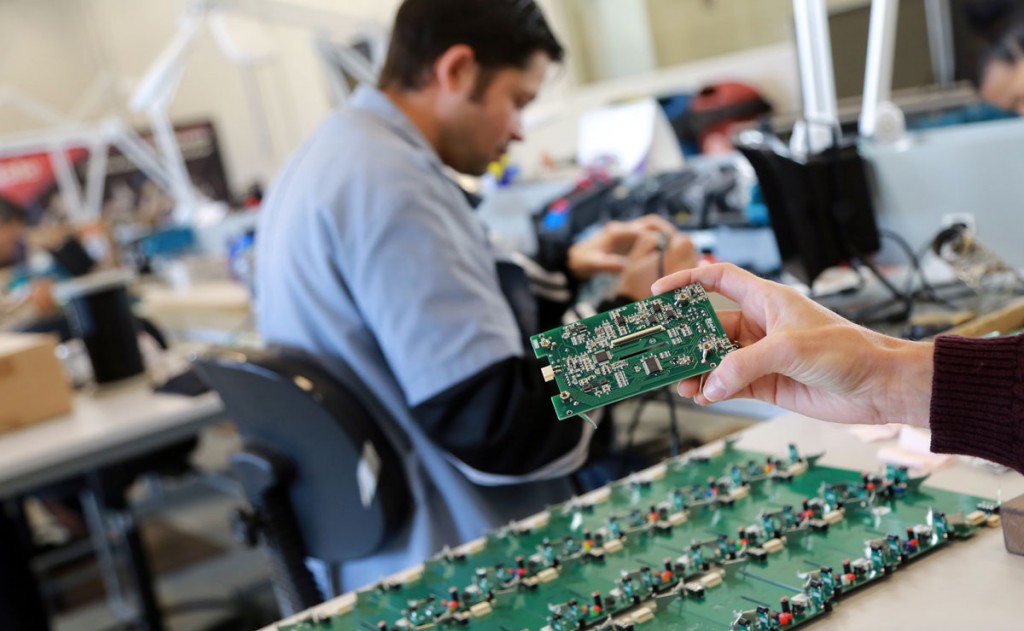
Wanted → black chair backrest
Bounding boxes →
[193,346,411,562]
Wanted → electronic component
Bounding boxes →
[278,442,994,631]
[531,283,734,420]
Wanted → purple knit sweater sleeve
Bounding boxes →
[929,334,1024,473]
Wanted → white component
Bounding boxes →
[637,463,667,483]
[455,537,486,556]
[583,486,612,505]
[541,365,555,382]
[632,607,655,624]
[518,510,551,531]
[700,571,723,589]
[332,594,355,616]
[966,510,986,527]
[669,512,688,526]
[470,602,493,617]
[536,567,559,583]
[604,539,624,554]
[729,486,750,501]
[824,509,845,525]
[394,565,424,585]
[763,538,785,554]
[788,461,808,476]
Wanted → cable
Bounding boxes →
[662,387,681,457]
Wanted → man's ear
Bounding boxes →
[434,44,478,96]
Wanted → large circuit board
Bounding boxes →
[531,284,735,420]
[278,441,999,631]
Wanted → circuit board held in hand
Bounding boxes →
[531,283,735,420]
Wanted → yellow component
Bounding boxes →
[470,602,493,617]
[789,461,808,476]
[669,512,688,526]
[987,514,1002,528]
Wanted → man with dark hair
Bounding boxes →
[256,0,695,591]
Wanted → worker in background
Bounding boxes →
[654,263,1024,476]
[979,24,1024,113]
[0,197,60,330]
[256,0,696,591]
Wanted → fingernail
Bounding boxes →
[703,376,725,402]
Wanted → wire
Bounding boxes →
[579,412,597,429]
[662,387,681,457]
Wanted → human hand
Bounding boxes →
[613,230,696,301]
[566,215,680,280]
[651,263,933,427]
[27,278,57,315]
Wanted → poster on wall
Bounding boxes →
[0,120,231,228]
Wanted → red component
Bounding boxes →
[910,538,919,547]
[660,570,673,584]
[447,601,458,612]
[779,612,794,626]
[845,573,857,584]
[866,482,876,491]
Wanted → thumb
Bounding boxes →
[700,334,792,403]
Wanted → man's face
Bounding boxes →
[438,51,549,176]
[981,58,1024,114]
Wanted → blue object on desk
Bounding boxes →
[138,227,196,259]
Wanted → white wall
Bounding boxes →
[0,0,799,197]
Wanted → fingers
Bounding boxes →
[583,252,629,275]
[698,333,792,403]
[651,263,763,310]
[627,214,677,235]
[626,230,663,259]
[663,233,697,272]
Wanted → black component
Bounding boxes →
[654,522,673,535]
[642,356,663,376]
[734,129,881,288]
[748,548,768,562]
[588,549,606,562]
[780,597,790,614]
[685,584,706,598]
[810,520,829,533]
[842,560,852,575]
[595,350,612,363]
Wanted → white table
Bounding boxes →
[265,413,1024,630]
[0,381,225,498]
[0,381,227,631]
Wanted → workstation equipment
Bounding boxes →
[270,435,1002,631]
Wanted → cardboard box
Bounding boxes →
[944,299,1024,338]
[0,333,73,432]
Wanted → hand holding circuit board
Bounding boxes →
[531,283,735,420]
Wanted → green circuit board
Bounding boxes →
[278,441,998,631]
[531,283,735,420]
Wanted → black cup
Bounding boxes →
[55,271,144,384]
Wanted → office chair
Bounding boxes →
[192,347,411,616]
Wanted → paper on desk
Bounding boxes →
[876,425,954,473]
[848,423,901,442]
